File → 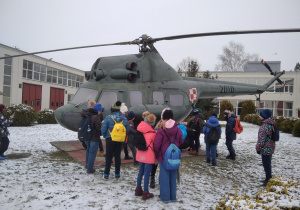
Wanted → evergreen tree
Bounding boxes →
[219,100,234,120]
[240,100,256,121]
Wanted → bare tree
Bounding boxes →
[177,57,201,77]
[215,41,259,71]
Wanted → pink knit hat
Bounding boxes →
[165,119,176,128]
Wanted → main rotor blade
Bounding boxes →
[0,41,136,60]
[152,28,300,42]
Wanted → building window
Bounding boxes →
[3,55,12,106]
[22,59,84,87]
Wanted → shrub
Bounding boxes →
[280,118,296,134]
[251,114,261,125]
[275,116,285,130]
[292,120,300,137]
[219,100,234,121]
[37,109,57,124]
[244,114,251,123]
[4,104,37,126]
[240,100,256,121]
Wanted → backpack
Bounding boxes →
[78,115,94,142]
[233,118,243,134]
[205,124,221,145]
[133,130,155,151]
[108,115,126,142]
[163,130,181,170]
[271,125,280,142]
[177,125,187,140]
[192,116,205,133]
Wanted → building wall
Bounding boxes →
[0,43,86,111]
[214,71,300,117]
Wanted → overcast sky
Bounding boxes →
[1,0,299,72]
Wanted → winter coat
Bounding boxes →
[256,116,276,155]
[127,119,137,143]
[0,112,13,137]
[225,113,237,140]
[203,116,222,144]
[136,121,156,164]
[101,111,129,139]
[154,123,184,163]
[80,108,102,142]
[187,113,205,134]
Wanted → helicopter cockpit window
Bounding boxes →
[170,94,183,106]
[130,91,142,106]
[69,88,98,106]
[98,92,117,111]
[153,91,164,105]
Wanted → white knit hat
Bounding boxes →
[120,103,128,114]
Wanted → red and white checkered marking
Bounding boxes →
[188,88,197,102]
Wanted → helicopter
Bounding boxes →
[1,29,300,132]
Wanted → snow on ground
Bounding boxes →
[0,121,299,210]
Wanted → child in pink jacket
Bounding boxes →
[135,114,156,200]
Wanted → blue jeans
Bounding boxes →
[136,162,152,192]
[262,155,272,181]
[206,143,217,164]
[159,163,177,202]
[85,141,99,171]
[225,138,234,152]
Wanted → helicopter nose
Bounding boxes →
[54,105,82,132]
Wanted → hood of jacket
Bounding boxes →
[137,121,155,134]
[260,116,275,126]
[80,108,97,117]
[207,116,220,127]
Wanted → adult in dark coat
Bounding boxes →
[80,103,103,173]
[224,109,237,160]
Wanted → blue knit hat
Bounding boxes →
[127,111,135,120]
[93,103,102,112]
[260,109,272,119]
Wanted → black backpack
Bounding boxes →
[192,116,205,133]
[78,115,94,142]
[271,125,280,142]
[206,124,221,145]
[133,130,155,151]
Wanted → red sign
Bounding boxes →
[188,88,197,102]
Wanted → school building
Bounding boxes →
[0,43,85,112]
[210,61,300,118]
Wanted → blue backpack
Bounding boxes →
[163,130,181,170]
[78,115,94,142]
[177,125,187,140]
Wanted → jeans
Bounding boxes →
[262,154,272,181]
[0,136,9,155]
[85,141,99,171]
[225,138,234,152]
[206,143,217,164]
[159,163,177,202]
[104,138,122,175]
[136,162,152,192]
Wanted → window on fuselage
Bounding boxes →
[98,92,118,111]
[130,91,142,106]
[70,88,98,106]
[170,94,183,106]
[153,91,164,105]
